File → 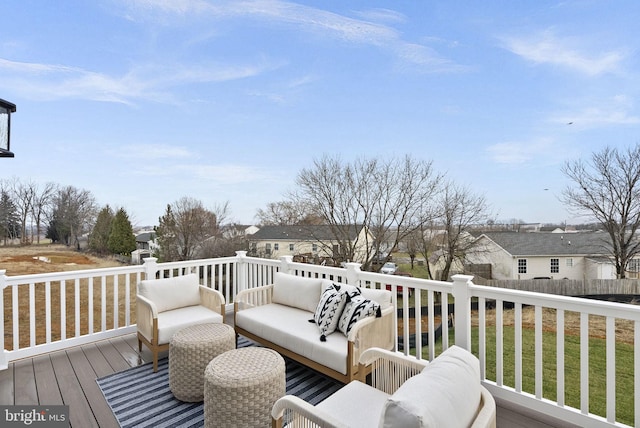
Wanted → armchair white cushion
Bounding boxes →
[136,273,225,371]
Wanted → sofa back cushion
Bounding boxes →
[379,345,481,428]
[272,272,323,313]
[322,280,392,311]
[138,273,201,313]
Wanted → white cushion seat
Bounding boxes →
[156,305,223,344]
[316,381,389,428]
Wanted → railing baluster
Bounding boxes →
[88,277,94,334]
[12,284,19,350]
[74,278,80,337]
[113,275,119,329]
[415,288,422,359]
[496,299,503,387]
[479,296,486,380]
[515,302,522,393]
[45,280,51,343]
[535,305,543,400]
[29,283,35,347]
[606,316,616,422]
[557,308,565,406]
[580,312,589,415]
[60,280,66,341]
[427,289,435,359]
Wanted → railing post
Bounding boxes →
[345,262,362,285]
[279,256,294,274]
[0,269,6,370]
[143,257,159,280]
[451,274,474,351]
[235,251,248,294]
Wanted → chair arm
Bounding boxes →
[357,347,429,395]
[136,294,157,341]
[471,386,497,428]
[234,284,274,311]
[347,306,395,374]
[199,285,225,317]
[271,395,349,428]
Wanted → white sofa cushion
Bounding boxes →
[314,284,348,341]
[316,381,389,428]
[272,272,323,313]
[236,303,348,374]
[156,305,223,343]
[323,280,392,311]
[379,345,481,428]
[138,274,201,313]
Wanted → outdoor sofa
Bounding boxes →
[234,272,395,383]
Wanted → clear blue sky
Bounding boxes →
[1,1,638,227]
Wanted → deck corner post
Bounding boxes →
[279,256,294,275]
[235,251,248,293]
[344,262,362,286]
[451,274,474,351]
[142,257,159,280]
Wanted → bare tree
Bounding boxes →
[48,186,98,248]
[30,181,57,244]
[293,155,444,269]
[561,144,640,278]
[10,178,35,244]
[255,200,322,226]
[430,182,493,281]
[156,197,229,261]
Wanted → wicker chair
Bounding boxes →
[136,274,225,372]
[272,346,496,428]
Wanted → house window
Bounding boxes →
[289,244,294,251]
[312,243,318,252]
[566,258,573,267]
[274,243,279,251]
[265,243,271,255]
[628,259,640,272]
[550,258,559,274]
[518,259,527,274]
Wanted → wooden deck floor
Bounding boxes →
[0,332,577,428]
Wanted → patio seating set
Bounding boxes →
[136,272,496,427]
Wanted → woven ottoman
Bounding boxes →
[169,323,235,402]
[204,347,285,428]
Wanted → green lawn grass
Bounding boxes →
[413,326,635,425]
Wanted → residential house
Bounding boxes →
[465,231,632,280]
[248,224,374,264]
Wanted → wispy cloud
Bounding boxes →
[119,0,461,72]
[112,144,194,160]
[501,29,625,76]
[486,138,555,164]
[0,57,276,104]
[551,95,640,128]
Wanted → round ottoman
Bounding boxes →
[204,347,285,428]
[169,323,236,402]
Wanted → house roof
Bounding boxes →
[250,224,364,241]
[479,231,613,257]
[135,232,156,243]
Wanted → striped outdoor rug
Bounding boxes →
[96,337,344,428]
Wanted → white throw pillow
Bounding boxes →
[272,272,323,313]
[379,346,481,428]
[313,284,348,341]
[338,295,381,335]
[137,273,201,313]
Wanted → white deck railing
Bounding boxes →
[1,251,638,427]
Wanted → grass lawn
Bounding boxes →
[415,325,635,426]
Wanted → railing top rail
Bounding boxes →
[471,282,640,319]
[2,264,145,285]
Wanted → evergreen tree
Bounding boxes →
[89,205,114,255]
[107,208,136,256]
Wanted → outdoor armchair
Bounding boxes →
[136,273,225,371]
